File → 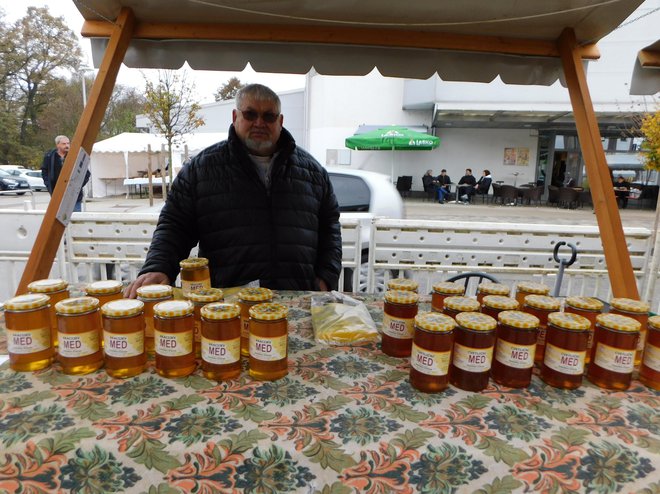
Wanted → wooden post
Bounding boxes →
[558,28,639,299]
[16,8,136,294]
[147,144,154,206]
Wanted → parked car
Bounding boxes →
[6,169,47,191]
[0,169,30,195]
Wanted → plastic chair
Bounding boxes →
[500,184,518,206]
[445,271,501,297]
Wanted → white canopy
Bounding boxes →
[630,40,660,95]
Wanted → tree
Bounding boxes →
[640,109,660,171]
[214,76,245,101]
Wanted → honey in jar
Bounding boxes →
[476,282,510,305]
[238,287,274,357]
[4,293,54,371]
[563,296,604,364]
[409,312,455,393]
[431,282,465,312]
[179,257,211,297]
[27,278,69,348]
[55,297,104,375]
[101,299,146,378]
[609,297,649,367]
[540,312,590,389]
[382,290,419,357]
[201,302,241,381]
[481,295,519,321]
[588,313,640,390]
[136,284,173,355]
[443,296,480,320]
[491,310,540,388]
[450,312,497,392]
[249,302,289,381]
[387,278,419,293]
[85,280,123,308]
[187,287,224,357]
[514,281,550,307]
[639,315,660,391]
[522,294,561,364]
[153,300,196,378]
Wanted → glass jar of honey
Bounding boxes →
[101,299,146,378]
[201,302,242,381]
[639,315,660,391]
[4,293,54,371]
[382,290,419,357]
[522,294,561,364]
[491,310,540,388]
[387,278,419,293]
[179,257,211,297]
[481,295,519,320]
[450,312,497,392]
[540,312,590,389]
[85,280,123,308]
[443,296,480,320]
[609,297,649,367]
[238,287,274,357]
[187,287,224,358]
[410,312,456,393]
[563,296,604,364]
[588,313,640,390]
[249,302,289,381]
[55,297,104,375]
[514,281,550,307]
[431,282,465,312]
[136,284,173,355]
[476,282,510,305]
[153,300,196,378]
[28,278,69,348]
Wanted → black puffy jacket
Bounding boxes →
[139,125,342,290]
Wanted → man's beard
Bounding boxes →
[245,137,275,156]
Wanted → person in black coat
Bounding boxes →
[457,168,477,203]
[41,135,90,212]
[436,169,452,203]
[614,175,630,209]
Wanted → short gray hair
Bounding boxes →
[55,135,69,145]
[235,84,281,114]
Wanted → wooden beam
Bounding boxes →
[16,7,136,294]
[558,28,639,299]
[638,48,660,68]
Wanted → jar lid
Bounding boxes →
[4,293,50,311]
[609,297,650,314]
[443,296,480,312]
[498,310,540,329]
[101,299,144,317]
[154,300,194,318]
[648,315,660,330]
[431,281,465,295]
[516,281,550,294]
[55,296,100,315]
[27,278,68,293]
[384,290,419,304]
[565,296,604,311]
[455,312,497,331]
[386,278,419,292]
[414,312,456,332]
[201,302,241,320]
[548,312,590,331]
[179,257,209,269]
[238,287,274,302]
[85,280,123,295]
[249,302,288,320]
[136,284,173,299]
[523,294,561,310]
[477,282,510,296]
[187,287,224,303]
[482,295,519,310]
[596,313,641,332]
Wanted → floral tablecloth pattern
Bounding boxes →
[0,291,659,493]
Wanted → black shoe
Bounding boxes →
[438,200,444,204]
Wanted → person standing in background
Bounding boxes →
[41,135,90,212]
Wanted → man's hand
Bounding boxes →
[124,272,170,298]
[316,278,330,291]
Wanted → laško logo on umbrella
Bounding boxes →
[409,139,436,146]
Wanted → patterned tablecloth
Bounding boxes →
[0,291,659,493]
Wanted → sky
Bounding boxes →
[0,1,306,103]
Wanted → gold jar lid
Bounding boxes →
[27,278,68,293]
[523,294,561,310]
[384,290,419,304]
[432,281,465,295]
[187,287,224,303]
[179,257,209,269]
[648,315,660,330]
[201,302,241,320]
[516,281,550,295]
[249,302,288,321]
[101,299,144,318]
[136,284,173,299]
[154,300,194,318]
[238,287,274,302]
[596,313,641,332]
[482,295,519,310]
[387,278,419,292]
[477,282,510,296]
[455,312,497,331]
[548,312,590,331]
[85,280,123,295]
[4,293,50,311]
[414,312,456,332]
[565,296,604,311]
[444,296,480,312]
[498,310,540,329]
[609,297,650,314]
[55,296,100,315]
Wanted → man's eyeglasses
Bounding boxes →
[237,109,280,123]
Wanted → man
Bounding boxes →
[41,135,90,212]
[474,169,492,196]
[125,84,342,297]
[457,168,477,203]
[614,175,630,209]
[436,169,452,203]
[421,169,437,200]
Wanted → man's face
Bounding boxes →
[466,169,471,175]
[232,98,283,156]
[57,138,70,156]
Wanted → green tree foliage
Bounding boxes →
[640,109,660,171]
[214,77,245,101]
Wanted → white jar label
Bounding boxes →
[594,343,635,374]
[58,330,100,358]
[249,334,287,361]
[537,326,547,346]
[155,330,193,357]
[637,329,647,352]
[181,279,210,296]
[642,343,660,372]
[202,336,240,365]
[411,344,451,376]
[241,317,250,339]
[543,343,585,375]
[382,314,414,339]
[495,339,536,369]
[104,331,144,358]
[7,327,50,355]
[452,343,493,373]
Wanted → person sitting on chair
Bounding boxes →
[614,175,630,209]
[436,169,452,203]
[457,168,477,203]
[474,169,492,198]
[422,170,438,200]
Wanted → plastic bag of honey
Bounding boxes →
[311,291,378,345]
